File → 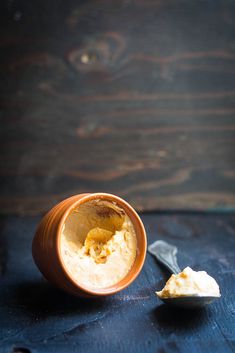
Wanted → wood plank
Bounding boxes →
[1,0,235,214]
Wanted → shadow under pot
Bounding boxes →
[32,193,147,297]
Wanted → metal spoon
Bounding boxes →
[148,240,220,308]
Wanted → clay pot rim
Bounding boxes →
[56,192,147,296]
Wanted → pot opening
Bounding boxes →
[60,198,137,290]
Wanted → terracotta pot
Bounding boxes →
[32,193,147,297]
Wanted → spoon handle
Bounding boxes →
[148,240,181,275]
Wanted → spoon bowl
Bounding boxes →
[157,295,219,309]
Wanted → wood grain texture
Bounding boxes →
[1,0,235,214]
[1,213,235,353]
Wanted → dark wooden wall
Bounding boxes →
[1,0,235,215]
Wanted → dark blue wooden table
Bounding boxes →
[1,213,235,353]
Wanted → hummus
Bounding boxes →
[60,199,137,289]
[156,267,220,298]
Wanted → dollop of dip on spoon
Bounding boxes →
[156,266,221,298]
